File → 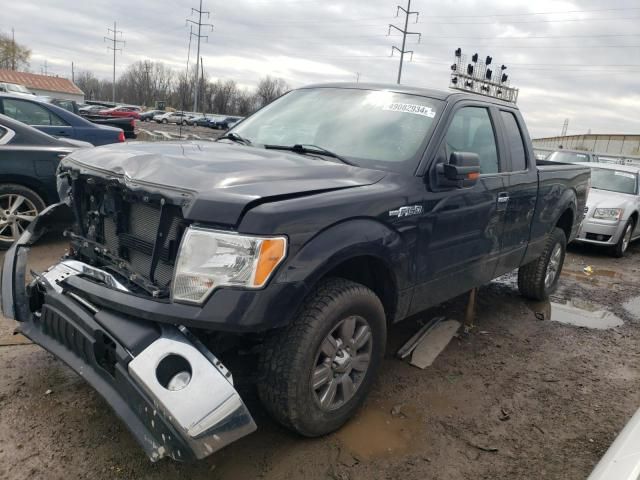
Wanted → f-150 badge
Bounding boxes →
[389,205,423,217]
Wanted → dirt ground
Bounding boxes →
[1,237,639,480]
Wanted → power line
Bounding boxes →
[104,22,125,103]
[417,14,640,25]
[221,5,640,25]
[187,0,213,113]
[389,0,421,84]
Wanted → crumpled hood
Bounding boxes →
[61,141,386,225]
[587,188,634,211]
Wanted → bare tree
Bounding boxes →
[75,71,112,101]
[211,79,239,115]
[0,32,31,71]
[74,64,288,115]
[255,76,289,108]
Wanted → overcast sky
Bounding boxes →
[2,0,639,137]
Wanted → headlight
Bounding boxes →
[172,227,287,304]
[593,208,623,220]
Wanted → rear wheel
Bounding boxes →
[613,219,634,257]
[258,278,386,437]
[162,119,168,124]
[0,184,46,250]
[518,227,566,300]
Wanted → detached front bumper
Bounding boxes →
[0,204,256,462]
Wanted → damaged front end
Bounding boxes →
[1,183,256,461]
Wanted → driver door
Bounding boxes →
[410,104,508,313]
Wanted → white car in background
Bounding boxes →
[588,407,640,480]
[0,82,35,97]
[574,162,640,257]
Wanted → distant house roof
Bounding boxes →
[0,69,84,96]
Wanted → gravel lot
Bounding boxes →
[1,237,639,480]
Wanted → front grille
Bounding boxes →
[74,181,186,289]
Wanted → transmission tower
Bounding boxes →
[187,0,213,113]
[104,22,125,103]
[561,118,569,137]
[388,0,421,84]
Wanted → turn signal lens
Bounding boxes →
[254,238,287,287]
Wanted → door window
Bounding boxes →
[445,107,499,174]
[500,111,527,171]
[2,98,67,126]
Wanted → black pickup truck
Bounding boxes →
[1,83,590,462]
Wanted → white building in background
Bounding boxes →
[0,69,85,103]
[533,134,640,157]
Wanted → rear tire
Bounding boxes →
[0,184,46,250]
[162,119,168,124]
[613,219,634,258]
[518,227,566,300]
[258,278,386,437]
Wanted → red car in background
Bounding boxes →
[98,106,141,119]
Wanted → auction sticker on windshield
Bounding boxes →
[383,103,436,118]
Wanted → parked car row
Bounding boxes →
[0,93,125,145]
[0,113,91,246]
[149,111,244,129]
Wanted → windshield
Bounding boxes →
[232,87,442,171]
[6,84,31,94]
[547,151,590,163]
[591,168,638,195]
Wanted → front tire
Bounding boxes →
[162,119,168,124]
[613,219,634,258]
[518,227,566,300]
[0,184,46,250]
[258,278,386,437]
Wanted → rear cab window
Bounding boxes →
[500,111,528,172]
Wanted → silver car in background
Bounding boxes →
[574,162,640,256]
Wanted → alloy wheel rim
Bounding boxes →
[311,315,373,412]
[0,194,38,241]
[545,243,562,289]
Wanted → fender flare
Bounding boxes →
[272,218,413,320]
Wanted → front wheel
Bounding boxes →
[258,278,386,437]
[162,119,168,124]
[613,219,635,258]
[518,227,567,300]
[0,184,46,250]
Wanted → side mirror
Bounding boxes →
[436,152,481,188]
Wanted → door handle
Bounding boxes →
[497,193,510,203]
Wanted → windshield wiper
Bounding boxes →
[216,132,252,145]
[264,144,355,166]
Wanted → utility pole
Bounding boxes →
[355,72,360,83]
[389,0,421,85]
[71,61,75,83]
[144,61,152,106]
[40,60,49,76]
[11,28,16,71]
[187,0,213,113]
[104,22,125,103]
